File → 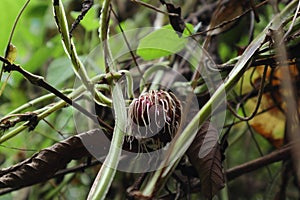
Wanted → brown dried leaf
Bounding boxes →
[0,129,100,189]
[186,121,225,199]
[206,0,246,36]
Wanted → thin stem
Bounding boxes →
[131,0,179,16]
[111,8,143,76]
[227,65,268,121]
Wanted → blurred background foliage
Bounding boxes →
[0,0,299,199]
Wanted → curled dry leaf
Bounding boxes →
[0,129,100,189]
[186,121,225,199]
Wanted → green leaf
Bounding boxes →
[137,24,193,60]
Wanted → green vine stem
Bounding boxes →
[87,0,127,199]
[0,85,83,144]
[99,0,113,73]
[0,75,104,144]
[52,0,92,91]
[94,89,112,106]
[93,70,134,105]
[119,70,134,99]
[141,0,299,196]
[139,62,170,92]
[87,83,126,200]
[6,89,73,115]
[87,0,135,199]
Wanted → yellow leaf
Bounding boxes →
[6,43,17,63]
[244,63,299,148]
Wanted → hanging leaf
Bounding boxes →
[160,0,185,36]
[186,121,225,199]
[206,0,246,36]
